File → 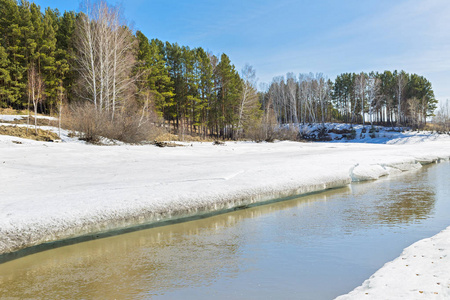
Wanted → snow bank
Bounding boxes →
[293,122,450,144]
[336,226,450,299]
[1,133,450,257]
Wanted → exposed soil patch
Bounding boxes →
[0,125,60,142]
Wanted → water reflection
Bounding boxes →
[342,170,437,229]
[376,187,435,223]
[0,163,448,300]
[0,189,345,299]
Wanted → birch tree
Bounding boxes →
[354,72,367,125]
[286,72,298,124]
[237,64,261,137]
[74,0,136,117]
[27,65,45,134]
[366,74,380,126]
[396,71,407,125]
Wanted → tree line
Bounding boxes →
[0,0,439,142]
[264,70,438,128]
[1,0,263,139]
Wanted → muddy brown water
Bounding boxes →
[0,162,449,299]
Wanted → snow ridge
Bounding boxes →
[1,132,450,259]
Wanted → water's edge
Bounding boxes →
[1,155,449,263]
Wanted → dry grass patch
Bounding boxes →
[7,116,58,127]
[0,108,30,115]
[154,132,213,142]
[0,125,59,142]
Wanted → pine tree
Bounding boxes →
[0,0,27,107]
[56,11,77,100]
[39,8,58,111]
[215,53,242,138]
[0,44,12,107]
[196,47,213,137]
[135,32,174,122]
[165,42,184,128]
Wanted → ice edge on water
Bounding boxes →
[1,154,448,257]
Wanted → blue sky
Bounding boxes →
[33,0,450,105]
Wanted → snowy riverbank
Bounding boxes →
[1,120,450,298]
[336,225,450,299]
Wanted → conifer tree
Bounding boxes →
[0,0,27,107]
[0,44,12,106]
[215,53,242,138]
[196,47,213,137]
[56,11,77,100]
[40,8,58,111]
[165,42,184,128]
[136,32,174,121]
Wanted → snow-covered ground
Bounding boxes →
[335,225,450,299]
[293,122,449,144]
[1,117,450,298]
[0,114,58,122]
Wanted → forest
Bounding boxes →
[0,0,441,142]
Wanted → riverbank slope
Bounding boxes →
[336,224,450,299]
[1,130,449,257]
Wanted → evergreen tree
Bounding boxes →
[196,47,213,137]
[0,44,12,107]
[0,0,27,107]
[165,42,184,128]
[215,53,242,138]
[39,8,58,111]
[56,11,77,100]
[135,31,174,121]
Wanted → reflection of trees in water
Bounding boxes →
[0,189,343,299]
[0,214,243,298]
[343,169,437,229]
[375,187,436,224]
[0,166,441,298]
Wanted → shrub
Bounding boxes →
[65,102,166,144]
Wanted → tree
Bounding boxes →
[56,11,77,100]
[405,74,437,127]
[285,72,298,124]
[215,53,242,138]
[395,70,407,126]
[40,8,58,111]
[74,1,136,117]
[366,73,380,126]
[0,0,27,108]
[354,72,367,125]
[57,80,66,137]
[316,73,331,126]
[196,47,213,138]
[27,64,45,134]
[164,42,183,129]
[237,64,261,137]
[0,44,12,106]
[135,32,174,122]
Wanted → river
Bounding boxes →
[0,162,449,299]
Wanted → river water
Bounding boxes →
[0,162,449,299]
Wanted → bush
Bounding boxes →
[65,102,165,144]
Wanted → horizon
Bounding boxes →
[32,0,450,106]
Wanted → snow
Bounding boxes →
[293,122,450,144]
[0,115,24,122]
[1,118,450,298]
[0,114,58,122]
[336,226,450,299]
